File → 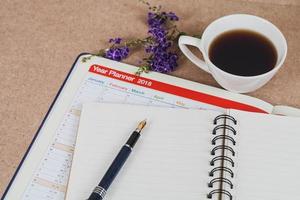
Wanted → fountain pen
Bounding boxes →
[87,119,147,200]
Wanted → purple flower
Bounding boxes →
[150,51,178,73]
[109,37,122,44]
[148,27,167,43]
[145,10,179,73]
[103,9,179,74]
[105,46,129,61]
[147,12,165,28]
[166,12,179,21]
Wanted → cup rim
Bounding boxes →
[201,14,288,79]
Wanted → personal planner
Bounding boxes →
[67,103,300,200]
[2,53,299,200]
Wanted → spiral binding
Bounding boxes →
[214,114,237,125]
[207,114,237,200]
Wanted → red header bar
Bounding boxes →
[89,64,267,113]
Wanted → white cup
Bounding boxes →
[178,14,287,93]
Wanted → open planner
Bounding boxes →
[2,53,300,200]
[66,103,300,200]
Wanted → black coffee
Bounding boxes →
[209,29,277,76]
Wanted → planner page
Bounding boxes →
[229,109,300,200]
[66,103,222,200]
[2,54,271,200]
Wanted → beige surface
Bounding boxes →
[0,0,299,196]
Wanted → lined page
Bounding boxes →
[66,103,222,200]
[230,109,300,199]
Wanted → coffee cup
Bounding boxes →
[178,14,287,93]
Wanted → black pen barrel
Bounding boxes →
[87,122,145,200]
[88,145,131,200]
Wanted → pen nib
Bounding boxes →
[135,119,147,133]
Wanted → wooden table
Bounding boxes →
[0,0,299,196]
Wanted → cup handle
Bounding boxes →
[178,35,211,73]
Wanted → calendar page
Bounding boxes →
[2,54,273,200]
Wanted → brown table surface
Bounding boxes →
[0,0,299,196]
